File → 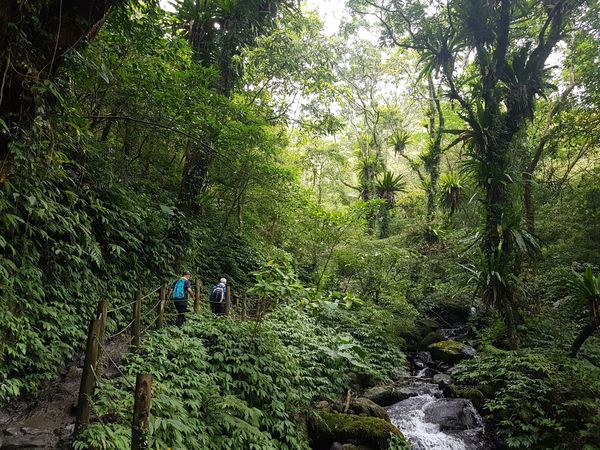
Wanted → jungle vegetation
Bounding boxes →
[0,0,599,448]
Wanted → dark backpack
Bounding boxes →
[173,278,186,300]
[210,284,225,303]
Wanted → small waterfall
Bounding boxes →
[388,393,478,450]
[385,323,492,449]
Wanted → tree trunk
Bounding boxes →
[178,141,214,215]
[570,321,597,358]
[0,0,121,183]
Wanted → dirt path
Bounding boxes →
[0,335,130,449]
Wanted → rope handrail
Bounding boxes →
[140,285,162,300]
[140,320,157,336]
[107,300,136,313]
[108,319,135,339]
[98,340,135,389]
[141,297,163,321]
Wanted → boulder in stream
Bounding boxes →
[428,340,475,364]
[310,411,407,449]
[422,398,482,430]
[348,398,390,421]
[362,385,404,406]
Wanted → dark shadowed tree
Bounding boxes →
[0,0,122,183]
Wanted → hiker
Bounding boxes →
[169,271,195,326]
[209,277,227,315]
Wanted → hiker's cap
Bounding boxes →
[220,277,227,284]
[183,270,191,275]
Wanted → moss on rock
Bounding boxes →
[428,340,466,364]
[311,411,405,449]
[421,331,444,348]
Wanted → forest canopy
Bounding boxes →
[0,0,599,449]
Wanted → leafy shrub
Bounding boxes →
[455,349,600,449]
[75,305,399,449]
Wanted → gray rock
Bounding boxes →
[0,432,57,449]
[433,373,452,387]
[362,385,404,407]
[349,398,390,421]
[415,351,433,365]
[461,344,477,358]
[423,398,482,430]
[315,400,331,410]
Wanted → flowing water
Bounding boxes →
[387,387,488,450]
[386,324,492,449]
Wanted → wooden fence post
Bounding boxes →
[131,373,153,450]
[225,287,231,316]
[194,279,201,314]
[157,283,166,328]
[97,300,108,342]
[74,318,101,436]
[132,290,141,348]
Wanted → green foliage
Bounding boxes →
[75,305,403,449]
[439,171,464,216]
[455,350,600,449]
[566,267,600,306]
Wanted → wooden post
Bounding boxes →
[157,283,166,328]
[224,287,231,316]
[131,373,153,450]
[74,318,101,436]
[95,300,108,376]
[97,300,108,342]
[132,290,141,348]
[242,296,247,320]
[194,279,201,314]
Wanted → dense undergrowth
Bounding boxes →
[74,304,409,449]
[1,1,600,449]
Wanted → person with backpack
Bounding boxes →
[169,271,195,326]
[209,277,227,315]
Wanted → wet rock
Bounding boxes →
[428,340,473,364]
[433,373,452,387]
[415,367,437,378]
[420,331,443,348]
[330,442,344,450]
[1,427,57,449]
[423,398,482,430]
[342,444,374,450]
[362,385,404,407]
[461,344,477,358]
[349,398,390,421]
[310,412,406,449]
[415,351,433,365]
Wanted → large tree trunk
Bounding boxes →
[0,0,120,183]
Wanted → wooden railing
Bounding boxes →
[73,280,244,449]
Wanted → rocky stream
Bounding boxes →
[311,309,493,450]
